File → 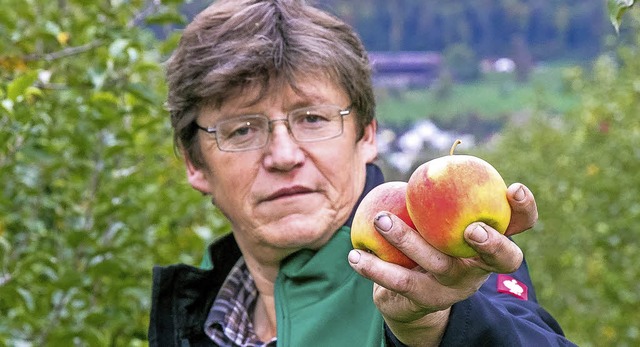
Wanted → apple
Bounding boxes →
[406,140,511,258]
[351,181,418,268]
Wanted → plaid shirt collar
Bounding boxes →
[204,257,277,347]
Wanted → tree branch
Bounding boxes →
[23,40,104,62]
[33,289,75,345]
[127,0,163,29]
[21,1,165,62]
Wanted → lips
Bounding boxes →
[263,186,315,202]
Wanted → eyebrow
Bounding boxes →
[202,90,338,124]
[234,98,334,116]
[286,98,328,111]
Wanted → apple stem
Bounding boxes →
[450,139,462,155]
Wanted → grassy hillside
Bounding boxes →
[375,62,580,128]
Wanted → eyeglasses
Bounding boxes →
[195,104,351,152]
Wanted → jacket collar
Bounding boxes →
[344,163,385,227]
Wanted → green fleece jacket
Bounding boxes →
[149,226,386,346]
[274,226,385,346]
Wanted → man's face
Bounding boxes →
[186,77,378,263]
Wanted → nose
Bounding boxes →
[263,119,305,171]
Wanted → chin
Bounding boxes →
[267,214,338,250]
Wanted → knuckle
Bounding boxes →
[488,241,524,274]
[388,272,414,294]
[429,254,453,275]
[390,227,413,249]
[383,220,414,249]
[372,286,398,308]
[483,237,504,258]
[503,248,524,273]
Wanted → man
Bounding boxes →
[149,0,576,346]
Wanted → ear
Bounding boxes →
[358,119,378,163]
[184,154,212,195]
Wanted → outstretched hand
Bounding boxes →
[348,183,538,346]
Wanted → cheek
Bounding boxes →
[314,148,365,204]
[207,155,258,203]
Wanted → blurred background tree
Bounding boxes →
[0,0,229,345]
[478,6,640,344]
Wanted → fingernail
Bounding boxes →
[469,225,489,243]
[348,250,361,264]
[374,213,393,232]
[514,186,525,202]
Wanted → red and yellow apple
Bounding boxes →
[351,181,418,268]
[406,141,511,258]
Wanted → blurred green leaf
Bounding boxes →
[108,39,130,58]
[126,82,160,104]
[144,10,186,26]
[608,0,636,32]
[7,71,38,101]
[16,288,35,312]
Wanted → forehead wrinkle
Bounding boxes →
[208,77,344,119]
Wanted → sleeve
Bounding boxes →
[384,258,577,347]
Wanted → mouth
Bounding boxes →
[263,186,315,202]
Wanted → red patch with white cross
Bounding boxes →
[497,274,528,300]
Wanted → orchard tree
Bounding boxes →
[480,26,640,347]
[0,1,229,345]
[475,4,640,344]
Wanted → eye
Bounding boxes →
[292,109,332,128]
[302,113,330,123]
[229,123,253,137]
[219,117,265,141]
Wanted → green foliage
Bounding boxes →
[480,38,640,346]
[0,1,230,345]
